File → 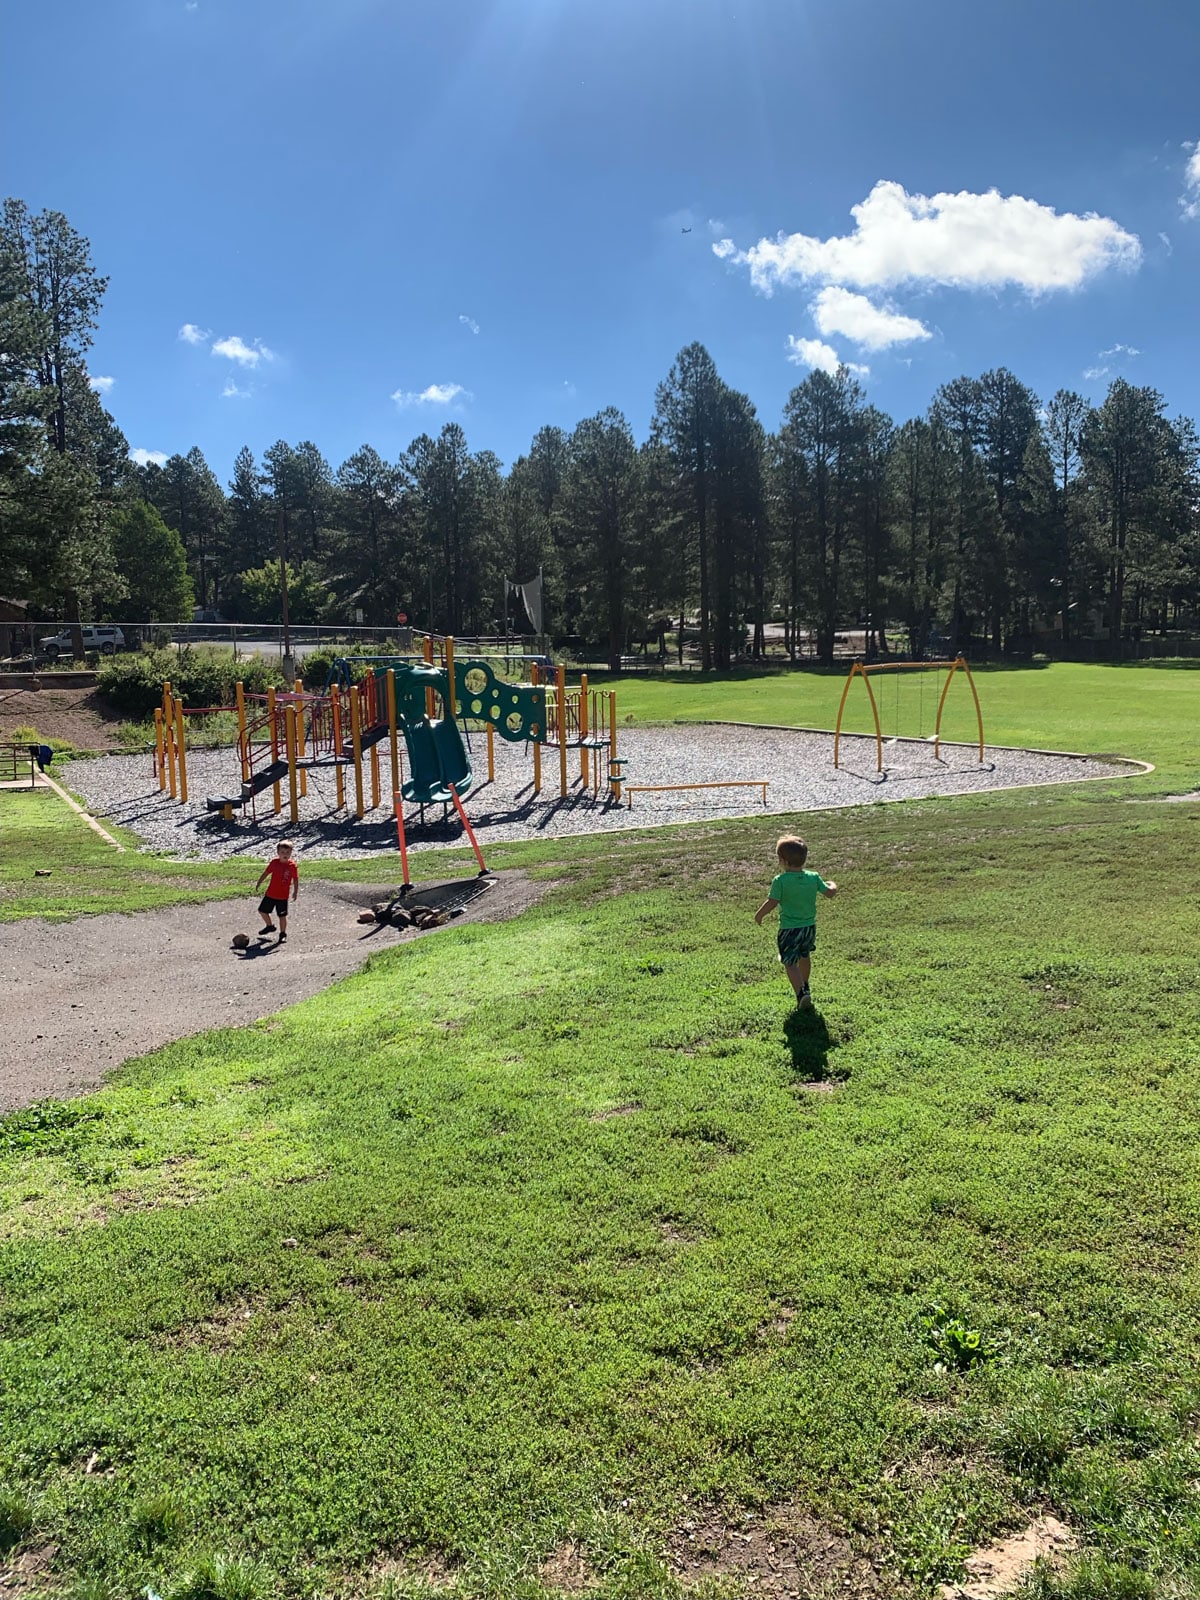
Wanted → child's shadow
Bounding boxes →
[783,1007,844,1084]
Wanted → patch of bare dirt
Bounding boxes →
[0,1544,59,1597]
[939,1516,1076,1600]
[538,1541,596,1592]
[590,1102,642,1121]
[667,1502,885,1597]
[659,1219,701,1244]
[0,687,124,751]
[365,1552,459,1591]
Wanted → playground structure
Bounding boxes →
[833,656,985,773]
[153,639,624,860]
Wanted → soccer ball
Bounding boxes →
[231,932,251,949]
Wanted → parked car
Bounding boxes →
[39,625,127,659]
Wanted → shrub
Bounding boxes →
[300,640,405,690]
[98,648,287,719]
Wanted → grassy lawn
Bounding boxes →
[596,661,1200,784]
[3,775,1200,1597]
[2,666,1199,1597]
[0,789,463,923]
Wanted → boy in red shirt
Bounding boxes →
[255,841,299,942]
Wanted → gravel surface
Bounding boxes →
[61,728,1139,861]
[0,873,542,1110]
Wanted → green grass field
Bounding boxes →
[1,666,1199,1600]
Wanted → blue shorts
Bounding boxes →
[777,925,816,965]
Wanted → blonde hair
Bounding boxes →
[776,835,808,869]
[276,840,294,855]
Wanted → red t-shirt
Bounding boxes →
[262,858,298,899]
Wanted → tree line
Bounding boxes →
[3,199,1198,668]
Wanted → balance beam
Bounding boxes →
[626,780,769,809]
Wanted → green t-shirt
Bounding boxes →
[769,869,829,929]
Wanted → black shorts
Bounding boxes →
[258,895,290,917]
[777,924,816,964]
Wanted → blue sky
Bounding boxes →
[4,0,1198,475]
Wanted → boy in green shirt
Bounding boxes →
[754,834,837,1009]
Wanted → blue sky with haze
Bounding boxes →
[4,0,1198,473]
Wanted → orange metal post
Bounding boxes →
[174,698,188,804]
[556,663,568,797]
[267,686,282,813]
[285,704,300,823]
[154,708,166,791]
[609,690,619,800]
[579,672,589,786]
[349,684,365,819]
[164,692,177,799]
[387,669,400,802]
[294,678,307,798]
[532,662,542,794]
[331,685,345,810]
[235,681,249,783]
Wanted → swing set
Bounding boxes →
[833,655,985,773]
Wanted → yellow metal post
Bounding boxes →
[235,681,249,783]
[445,635,456,718]
[487,721,495,783]
[331,685,345,811]
[579,672,589,786]
[387,669,400,801]
[349,685,365,819]
[154,707,166,791]
[174,697,188,804]
[609,691,620,801]
[267,686,281,813]
[370,739,381,810]
[557,663,568,797]
[285,704,300,823]
[164,692,177,799]
[294,678,308,798]
[532,662,542,794]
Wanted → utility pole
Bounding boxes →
[277,502,293,681]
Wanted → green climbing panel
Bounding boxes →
[454,660,545,743]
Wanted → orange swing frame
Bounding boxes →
[833,655,984,772]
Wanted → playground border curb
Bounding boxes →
[681,719,1157,769]
[33,769,127,851]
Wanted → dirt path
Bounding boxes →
[0,686,125,751]
[0,874,541,1111]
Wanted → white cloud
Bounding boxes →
[810,286,931,350]
[88,374,116,395]
[1159,231,1173,254]
[178,322,210,345]
[130,448,168,468]
[221,378,252,399]
[391,382,468,407]
[1083,342,1139,382]
[715,179,1141,295]
[212,334,274,366]
[785,336,868,378]
[459,314,480,335]
[1180,143,1200,220]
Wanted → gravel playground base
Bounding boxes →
[62,726,1141,862]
